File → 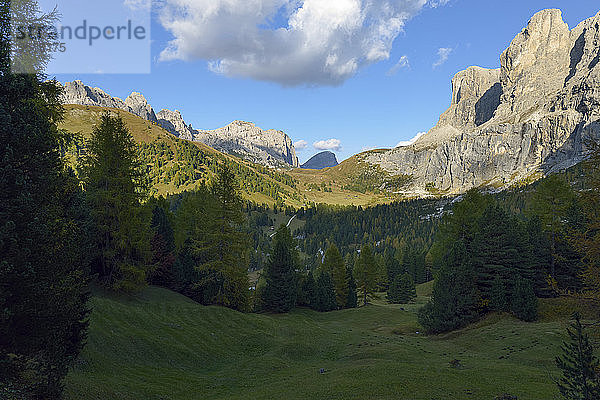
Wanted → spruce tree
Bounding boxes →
[418,241,479,333]
[201,163,250,311]
[299,271,316,307]
[555,313,600,400]
[489,276,508,312]
[510,278,538,322]
[1,3,90,396]
[262,225,298,313]
[80,113,151,292]
[149,202,176,287]
[354,245,378,306]
[346,266,358,308]
[314,272,337,312]
[325,244,348,309]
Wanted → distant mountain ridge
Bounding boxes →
[301,151,339,169]
[60,81,299,168]
[363,9,600,196]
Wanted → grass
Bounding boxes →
[63,286,588,400]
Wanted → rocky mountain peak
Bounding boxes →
[156,109,194,141]
[365,8,600,196]
[124,92,157,123]
[301,151,339,170]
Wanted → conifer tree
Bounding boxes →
[325,244,348,308]
[200,164,250,311]
[346,265,358,308]
[80,113,151,292]
[1,3,90,396]
[489,276,508,312]
[418,241,479,333]
[555,313,600,400]
[149,202,176,287]
[510,278,538,322]
[354,245,378,306]
[262,225,298,313]
[387,273,416,304]
[314,272,337,312]
[299,271,316,307]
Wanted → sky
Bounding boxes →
[49,0,600,164]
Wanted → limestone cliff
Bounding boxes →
[365,9,600,195]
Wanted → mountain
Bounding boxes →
[362,9,600,196]
[60,81,298,168]
[301,151,339,169]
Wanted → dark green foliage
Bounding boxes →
[313,272,337,312]
[418,241,479,333]
[299,271,316,307]
[555,313,600,399]
[345,266,358,308]
[489,276,508,312]
[510,279,538,322]
[262,225,298,313]
[387,273,416,304]
[80,113,152,292]
[401,247,427,284]
[325,244,348,308]
[198,164,250,311]
[354,245,378,306]
[148,201,176,287]
[0,8,90,397]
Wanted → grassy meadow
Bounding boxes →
[62,284,596,400]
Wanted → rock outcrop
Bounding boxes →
[301,151,339,170]
[365,9,600,195]
[60,82,298,168]
[195,121,299,168]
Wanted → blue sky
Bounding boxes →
[51,0,600,163]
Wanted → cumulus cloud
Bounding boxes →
[294,140,308,151]
[433,47,453,68]
[396,131,427,147]
[386,55,410,76]
[314,139,342,151]
[156,0,443,86]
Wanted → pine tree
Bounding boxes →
[325,244,348,309]
[354,245,378,306]
[200,164,250,311]
[299,271,316,307]
[80,113,151,292]
[555,313,600,400]
[418,241,479,333]
[149,202,176,287]
[510,278,538,322]
[489,276,508,312]
[387,273,416,304]
[1,4,90,396]
[262,225,298,313]
[346,265,358,308]
[314,272,337,312]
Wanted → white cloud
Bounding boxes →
[156,0,440,86]
[428,0,450,7]
[294,140,308,151]
[433,47,453,68]
[314,138,342,151]
[386,55,410,76]
[396,131,427,147]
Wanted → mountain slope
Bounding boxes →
[60,81,298,168]
[363,9,600,196]
[301,151,339,169]
[59,105,299,204]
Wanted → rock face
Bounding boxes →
[195,121,299,168]
[301,151,339,169]
[156,109,195,141]
[365,9,600,195]
[60,82,298,168]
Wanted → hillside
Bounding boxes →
[62,286,593,400]
[60,105,301,205]
[60,105,400,206]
